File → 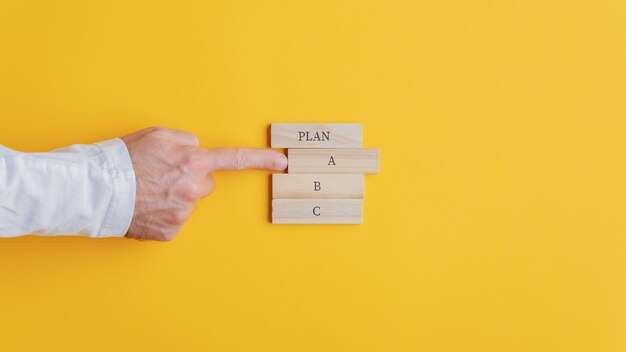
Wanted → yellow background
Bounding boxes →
[1,0,625,351]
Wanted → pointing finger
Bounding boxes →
[203,148,288,172]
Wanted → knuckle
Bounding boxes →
[165,230,179,241]
[265,154,274,170]
[179,183,200,201]
[235,148,248,169]
[155,234,169,242]
[148,127,174,140]
[197,177,215,199]
[180,153,194,167]
[148,126,166,133]
[154,229,177,242]
[186,133,200,146]
[179,150,202,172]
[170,208,192,225]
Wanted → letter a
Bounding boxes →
[328,156,336,166]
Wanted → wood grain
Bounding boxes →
[287,148,379,174]
[272,199,363,224]
[271,123,362,148]
[272,174,364,199]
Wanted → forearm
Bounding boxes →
[0,138,136,237]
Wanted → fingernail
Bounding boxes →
[275,155,288,170]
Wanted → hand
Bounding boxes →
[121,127,288,241]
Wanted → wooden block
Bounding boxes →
[271,123,362,148]
[287,149,379,174]
[273,174,364,199]
[272,199,363,224]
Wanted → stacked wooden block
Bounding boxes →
[271,123,379,224]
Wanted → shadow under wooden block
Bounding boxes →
[272,199,363,224]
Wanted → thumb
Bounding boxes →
[203,148,288,172]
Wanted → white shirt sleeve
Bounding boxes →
[0,138,136,238]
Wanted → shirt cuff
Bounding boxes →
[93,138,136,237]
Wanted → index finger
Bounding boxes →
[202,148,288,172]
